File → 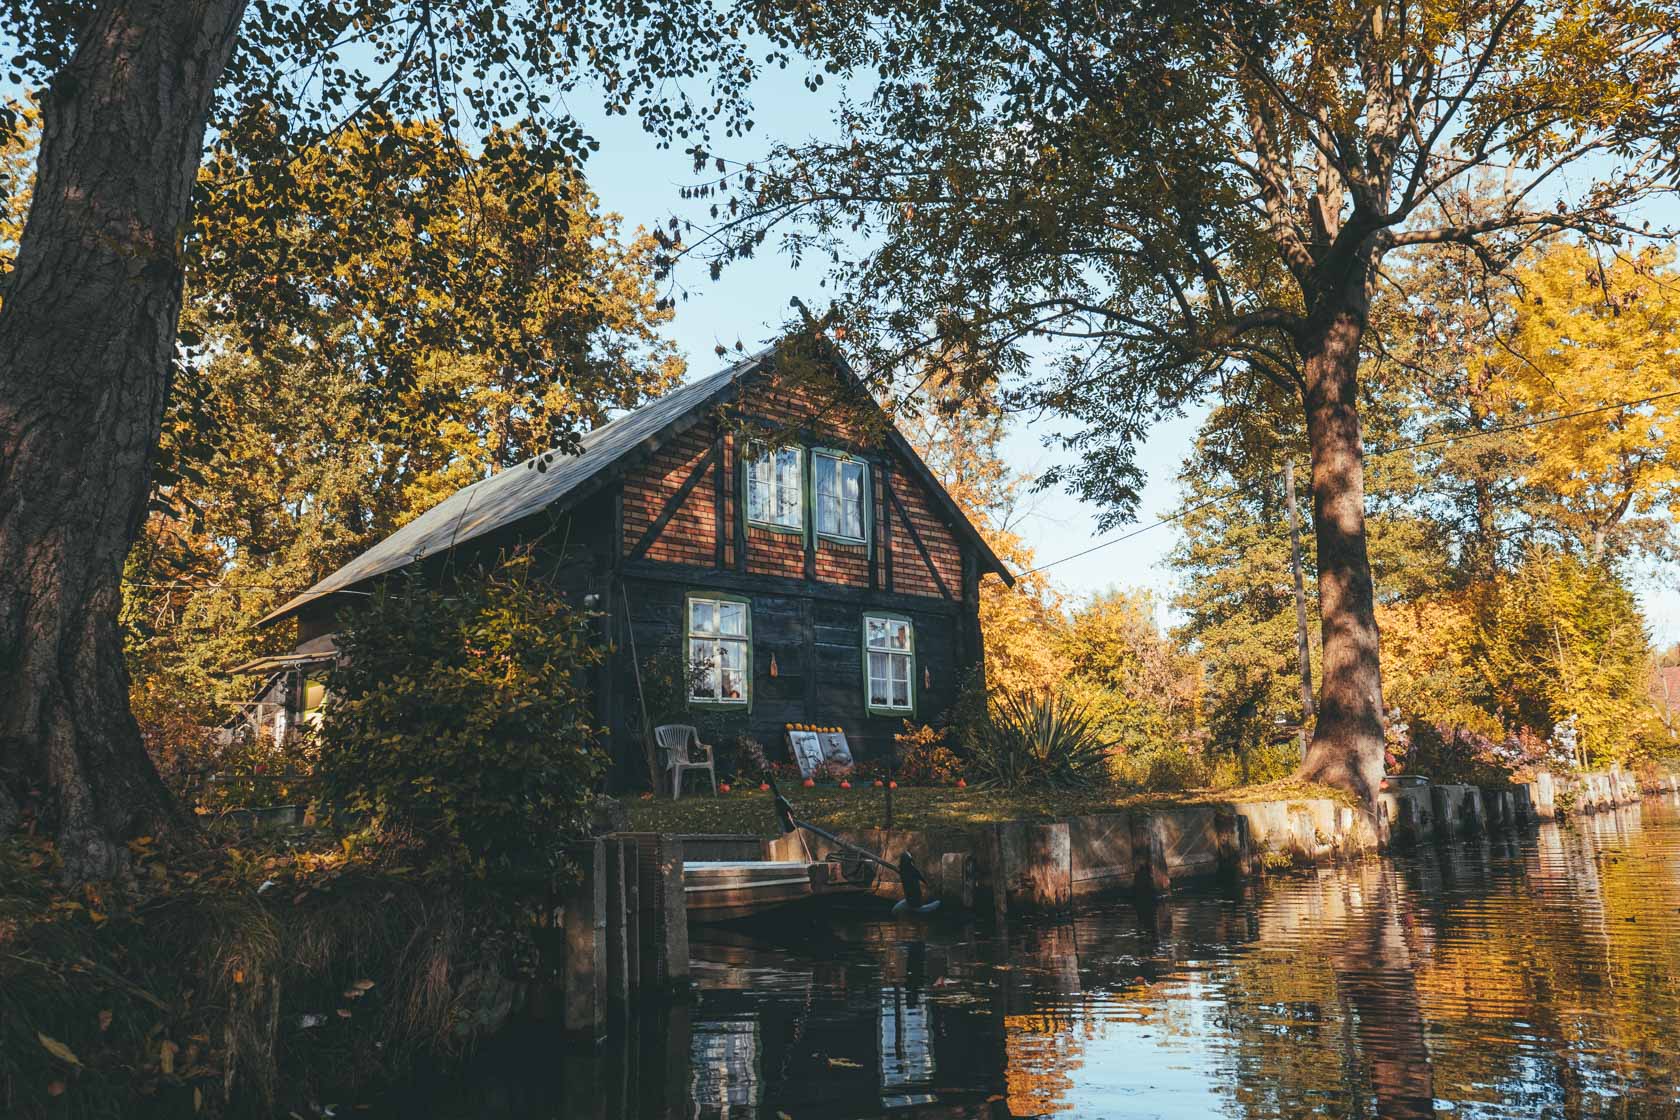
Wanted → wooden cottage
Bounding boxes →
[253,342,1012,786]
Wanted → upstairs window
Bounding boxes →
[746,442,804,531]
[688,595,751,706]
[864,613,914,714]
[815,451,868,542]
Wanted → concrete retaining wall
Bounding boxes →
[1555,765,1649,815]
[1377,778,1435,847]
[550,766,1678,1036]
[1069,813,1135,899]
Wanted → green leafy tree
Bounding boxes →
[1484,243,1680,563]
[124,122,682,727]
[1364,231,1551,582]
[313,553,605,878]
[1170,434,1309,780]
[709,0,1680,811]
[1061,589,1201,758]
[1168,363,1449,770]
[1469,549,1665,767]
[0,0,765,879]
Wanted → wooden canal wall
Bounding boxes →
[552,767,1679,1036]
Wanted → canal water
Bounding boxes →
[395,795,1680,1118]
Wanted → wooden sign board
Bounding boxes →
[787,731,826,778]
[819,731,854,772]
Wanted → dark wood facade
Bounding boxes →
[268,349,1010,788]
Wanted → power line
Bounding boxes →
[1019,387,1680,577]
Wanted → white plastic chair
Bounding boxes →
[655,724,717,799]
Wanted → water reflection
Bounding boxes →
[390,795,1680,1118]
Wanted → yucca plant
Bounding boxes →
[968,689,1114,790]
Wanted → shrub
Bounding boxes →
[311,552,606,879]
[133,676,305,813]
[1207,738,1299,788]
[968,689,1112,790]
[728,736,772,783]
[1113,741,1210,792]
[894,723,962,784]
[1402,722,1573,786]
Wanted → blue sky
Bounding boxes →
[571,68,1680,642]
[573,69,1204,624]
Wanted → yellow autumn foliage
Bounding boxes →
[1483,242,1680,560]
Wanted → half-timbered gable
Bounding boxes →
[257,343,1011,787]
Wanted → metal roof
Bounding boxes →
[258,352,763,625]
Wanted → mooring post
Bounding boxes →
[623,848,641,996]
[985,824,1008,928]
[624,833,688,990]
[1215,810,1252,881]
[1130,813,1171,898]
[561,839,607,1038]
[603,838,631,1011]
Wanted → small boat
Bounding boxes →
[682,779,942,924]
[683,859,822,922]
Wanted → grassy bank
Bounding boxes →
[625,779,1358,835]
[0,832,552,1120]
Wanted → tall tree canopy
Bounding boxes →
[0,0,763,878]
[1484,243,1680,562]
[127,122,680,733]
[701,0,1680,812]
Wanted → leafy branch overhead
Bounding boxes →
[682,0,1680,520]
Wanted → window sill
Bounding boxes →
[688,698,750,712]
[747,521,804,537]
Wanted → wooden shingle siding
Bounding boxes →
[616,370,966,601]
[887,471,962,600]
[622,428,717,566]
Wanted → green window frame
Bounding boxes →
[862,611,915,717]
[743,440,805,535]
[685,592,752,710]
[813,448,870,545]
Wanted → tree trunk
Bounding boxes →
[1466,391,1500,584]
[1294,304,1387,817]
[0,0,247,878]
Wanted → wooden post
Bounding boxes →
[1283,458,1314,760]
[623,852,641,994]
[1215,810,1251,881]
[1130,814,1171,898]
[625,833,688,989]
[562,840,607,1037]
[603,839,631,1010]
[999,821,1071,910]
[986,824,1008,928]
